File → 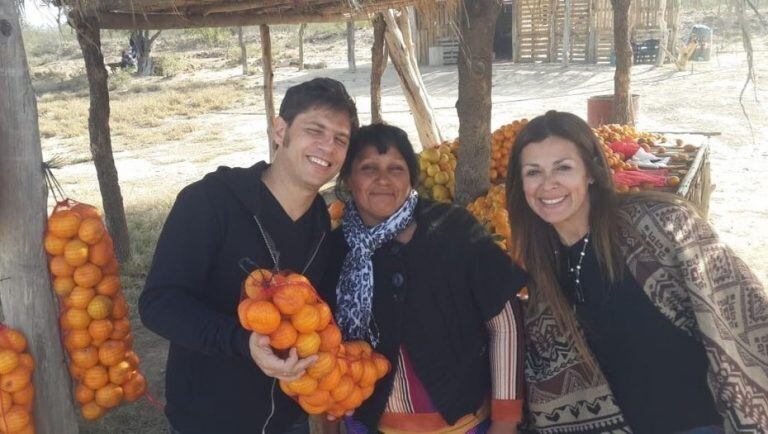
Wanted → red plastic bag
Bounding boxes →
[613,169,668,188]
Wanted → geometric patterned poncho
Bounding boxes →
[523,198,768,433]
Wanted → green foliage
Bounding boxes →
[153,54,189,77]
[108,68,133,91]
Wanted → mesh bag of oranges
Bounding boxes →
[0,325,36,433]
[237,268,391,417]
[45,200,147,421]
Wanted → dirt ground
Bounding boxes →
[33,17,767,433]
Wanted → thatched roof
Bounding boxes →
[56,0,441,29]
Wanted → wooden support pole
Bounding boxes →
[238,27,248,75]
[347,20,356,72]
[610,0,635,124]
[298,23,306,70]
[564,0,572,65]
[512,1,520,62]
[0,4,80,433]
[74,14,132,262]
[260,24,276,161]
[548,0,557,61]
[587,0,598,63]
[382,9,442,147]
[455,0,501,205]
[371,13,388,123]
[655,0,668,66]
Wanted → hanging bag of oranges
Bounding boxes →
[236,265,390,418]
[0,325,36,434]
[43,168,147,421]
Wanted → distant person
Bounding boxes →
[139,78,359,434]
[119,50,134,69]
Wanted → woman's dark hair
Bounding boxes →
[279,77,360,132]
[335,123,419,199]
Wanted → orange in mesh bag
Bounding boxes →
[45,200,147,421]
[237,268,390,417]
[0,325,36,433]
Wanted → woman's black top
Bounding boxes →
[559,235,722,434]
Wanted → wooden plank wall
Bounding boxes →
[414,3,458,65]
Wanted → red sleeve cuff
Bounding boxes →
[491,399,523,422]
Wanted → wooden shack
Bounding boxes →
[413,0,680,65]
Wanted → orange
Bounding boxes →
[337,386,363,410]
[63,308,92,330]
[69,364,86,381]
[268,321,298,350]
[71,203,101,219]
[336,357,349,376]
[102,257,120,275]
[74,263,102,288]
[318,324,342,353]
[330,375,354,402]
[287,374,317,395]
[0,391,11,412]
[75,383,95,404]
[11,383,34,405]
[98,340,126,367]
[317,303,332,330]
[291,304,320,333]
[306,352,336,379]
[53,276,76,297]
[358,359,377,387]
[78,217,106,245]
[295,332,321,358]
[89,235,114,267]
[318,366,342,391]
[95,383,124,408]
[301,388,331,407]
[328,201,344,221]
[64,239,89,267]
[82,365,108,390]
[48,210,81,238]
[14,422,34,434]
[348,360,363,383]
[279,380,297,397]
[246,301,281,334]
[16,354,32,373]
[50,255,75,277]
[88,319,114,342]
[371,353,391,379]
[344,341,372,359]
[124,333,134,349]
[361,385,374,400]
[81,401,105,420]
[70,346,99,369]
[327,404,346,418]
[0,350,19,375]
[273,286,306,315]
[237,299,254,329]
[111,318,131,340]
[66,287,95,309]
[124,351,140,368]
[44,233,67,255]
[111,295,129,320]
[244,269,272,300]
[298,395,327,415]
[95,275,121,296]
[108,360,133,385]
[0,405,30,433]
[87,295,114,320]
[64,329,92,350]
[122,371,147,402]
[0,366,31,393]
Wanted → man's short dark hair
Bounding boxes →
[279,78,359,132]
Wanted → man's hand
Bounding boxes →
[487,420,519,434]
[249,332,317,381]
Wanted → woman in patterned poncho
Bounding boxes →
[505,111,768,434]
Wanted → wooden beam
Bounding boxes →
[371,13,388,123]
[383,9,442,148]
[564,0,572,65]
[587,0,597,63]
[93,10,372,29]
[261,24,276,162]
[548,0,557,61]
[347,20,356,72]
[73,15,132,261]
[0,3,80,433]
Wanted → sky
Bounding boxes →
[22,0,64,28]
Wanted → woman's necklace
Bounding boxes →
[567,232,590,306]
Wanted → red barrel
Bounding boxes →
[587,94,640,127]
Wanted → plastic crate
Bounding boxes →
[632,39,660,64]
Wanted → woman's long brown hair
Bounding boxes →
[505,110,624,369]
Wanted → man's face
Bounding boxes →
[272,106,352,192]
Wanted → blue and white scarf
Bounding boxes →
[335,189,419,347]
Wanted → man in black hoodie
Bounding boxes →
[139,78,359,434]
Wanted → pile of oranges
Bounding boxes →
[490,119,528,183]
[237,269,390,416]
[417,142,457,203]
[466,185,511,251]
[45,201,147,420]
[328,201,344,230]
[0,326,36,433]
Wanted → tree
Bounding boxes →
[610,0,635,124]
[455,0,501,205]
[237,27,248,75]
[298,23,306,70]
[131,29,162,76]
[370,13,388,123]
[0,2,80,432]
[347,21,356,72]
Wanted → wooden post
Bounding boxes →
[0,4,80,433]
[238,27,248,75]
[455,0,501,205]
[564,0,572,65]
[655,0,668,65]
[298,23,306,70]
[667,0,680,57]
[512,1,520,62]
[587,0,598,62]
[382,10,442,147]
[74,15,132,262]
[260,24,276,161]
[610,0,634,124]
[548,0,558,61]
[371,13,388,123]
[347,20,356,72]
